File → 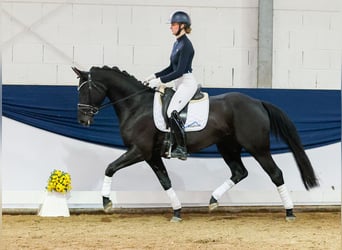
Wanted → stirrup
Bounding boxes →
[171,146,187,160]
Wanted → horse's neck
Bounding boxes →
[105,77,147,121]
[106,77,142,102]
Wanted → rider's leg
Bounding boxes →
[169,110,187,160]
[167,74,198,118]
[167,74,198,160]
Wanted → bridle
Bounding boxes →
[77,73,103,117]
[77,72,151,118]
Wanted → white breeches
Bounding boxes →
[167,73,198,118]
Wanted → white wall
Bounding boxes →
[1,0,341,88]
[273,0,342,89]
[2,117,340,208]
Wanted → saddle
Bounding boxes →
[160,86,205,126]
[153,87,209,132]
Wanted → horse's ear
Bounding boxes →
[72,67,87,79]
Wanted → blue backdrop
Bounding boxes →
[3,85,341,157]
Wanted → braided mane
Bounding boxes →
[92,65,142,84]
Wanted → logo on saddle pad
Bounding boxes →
[153,87,209,132]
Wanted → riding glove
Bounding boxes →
[143,74,156,85]
[148,78,162,89]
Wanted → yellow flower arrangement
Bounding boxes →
[46,169,72,194]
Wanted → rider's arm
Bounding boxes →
[155,64,173,79]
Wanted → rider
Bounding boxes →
[145,11,198,160]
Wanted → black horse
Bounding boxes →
[73,66,318,222]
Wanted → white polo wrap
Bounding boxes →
[166,188,181,210]
[101,176,112,197]
[277,184,294,209]
[212,179,235,200]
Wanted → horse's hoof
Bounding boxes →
[285,215,296,222]
[285,209,296,221]
[209,202,219,212]
[209,196,218,212]
[170,216,182,222]
[104,201,112,213]
[103,197,113,213]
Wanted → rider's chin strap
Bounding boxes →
[175,24,184,36]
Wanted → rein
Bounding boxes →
[78,76,153,115]
[98,88,151,111]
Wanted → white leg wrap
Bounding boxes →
[212,179,235,201]
[166,188,181,210]
[277,184,294,209]
[101,176,112,198]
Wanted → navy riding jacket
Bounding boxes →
[155,34,194,83]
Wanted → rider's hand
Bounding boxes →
[148,78,162,89]
[143,74,156,85]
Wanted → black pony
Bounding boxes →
[73,66,318,222]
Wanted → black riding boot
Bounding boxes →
[169,110,187,160]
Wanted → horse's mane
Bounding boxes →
[92,65,142,84]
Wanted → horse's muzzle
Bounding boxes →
[78,112,93,126]
[77,104,98,126]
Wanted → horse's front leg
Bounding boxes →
[147,156,182,222]
[102,145,144,212]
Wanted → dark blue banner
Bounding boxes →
[2,85,341,157]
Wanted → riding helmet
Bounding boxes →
[169,11,191,27]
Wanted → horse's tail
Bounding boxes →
[262,102,319,190]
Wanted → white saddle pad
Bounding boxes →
[153,91,209,132]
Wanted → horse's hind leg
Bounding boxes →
[147,155,182,222]
[209,140,248,211]
[253,152,296,221]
